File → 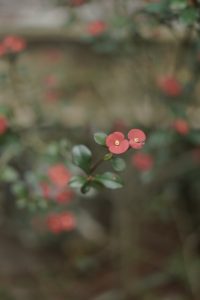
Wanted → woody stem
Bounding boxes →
[89,157,105,175]
[89,152,112,175]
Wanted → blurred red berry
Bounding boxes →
[106,131,129,154]
[128,129,146,149]
[132,153,154,171]
[0,43,5,57]
[56,189,74,204]
[87,21,107,36]
[3,36,26,53]
[157,76,182,97]
[47,214,62,234]
[173,119,189,135]
[48,164,71,188]
[0,115,8,135]
[59,212,76,231]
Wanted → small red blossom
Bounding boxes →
[59,212,76,231]
[0,115,8,135]
[47,213,62,234]
[128,129,146,149]
[55,189,74,204]
[173,119,189,135]
[3,36,26,53]
[106,131,129,154]
[132,153,154,171]
[87,21,107,36]
[157,76,182,97]
[0,44,5,57]
[48,164,71,188]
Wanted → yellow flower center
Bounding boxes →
[134,138,139,143]
[115,140,120,146]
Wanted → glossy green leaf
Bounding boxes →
[95,172,123,189]
[68,175,87,188]
[94,132,107,146]
[72,145,92,173]
[111,157,126,172]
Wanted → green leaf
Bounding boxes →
[111,157,126,172]
[11,182,26,196]
[94,132,107,146]
[95,172,124,189]
[170,0,188,10]
[68,175,87,188]
[104,153,113,161]
[81,182,91,194]
[179,8,199,25]
[144,1,169,13]
[1,167,19,182]
[72,145,92,173]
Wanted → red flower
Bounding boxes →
[47,212,76,234]
[3,36,26,53]
[87,21,107,36]
[48,164,71,188]
[128,129,146,149]
[173,119,189,135]
[157,76,182,97]
[132,153,154,171]
[0,115,8,135]
[106,131,129,154]
[47,214,62,234]
[0,44,5,57]
[56,189,74,204]
[59,212,76,231]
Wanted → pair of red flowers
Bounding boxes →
[106,129,146,154]
[47,212,76,234]
[40,164,74,204]
[0,35,26,57]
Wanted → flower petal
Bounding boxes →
[128,129,146,141]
